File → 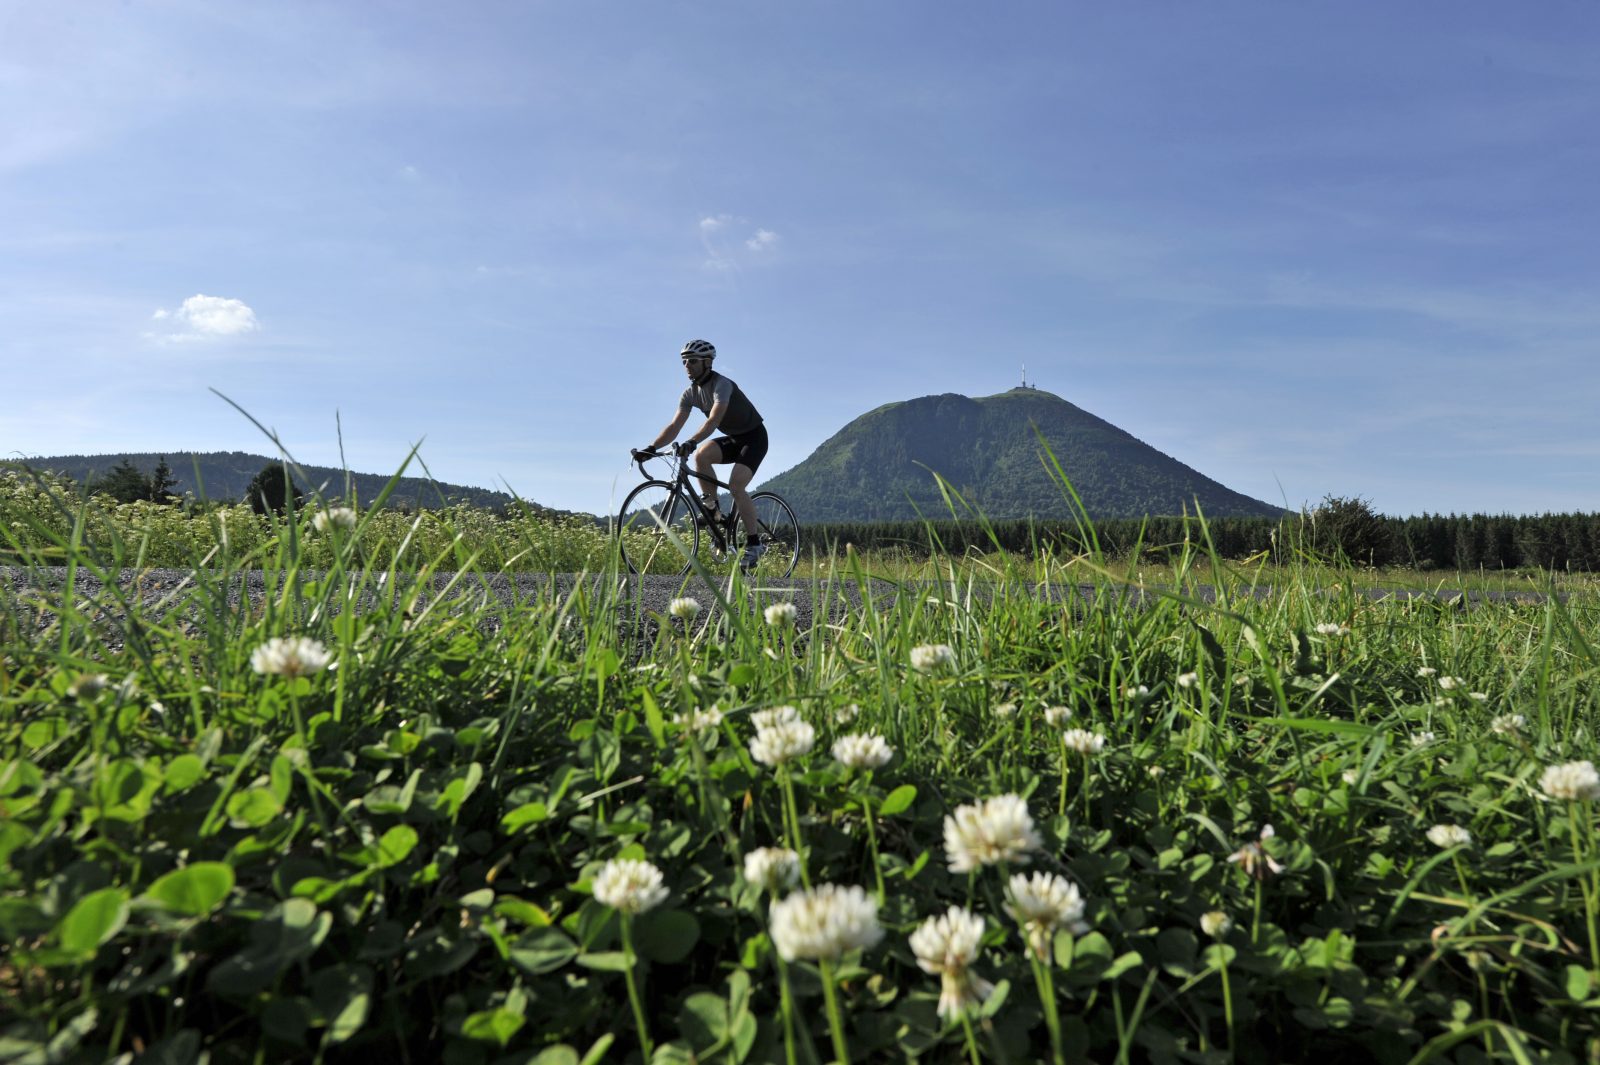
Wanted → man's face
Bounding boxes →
[683,356,710,380]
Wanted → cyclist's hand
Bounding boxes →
[673,441,695,458]
[631,447,658,463]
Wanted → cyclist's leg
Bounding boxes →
[692,441,723,507]
[728,463,758,540]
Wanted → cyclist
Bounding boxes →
[633,339,769,570]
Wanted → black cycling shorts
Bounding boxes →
[713,423,769,474]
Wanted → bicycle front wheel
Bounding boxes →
[744,491,800,578]
[616,480,700,576]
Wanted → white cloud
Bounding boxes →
[147,294,260,342]
[698,215,780,272]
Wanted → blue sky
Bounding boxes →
[5,1,1597,517]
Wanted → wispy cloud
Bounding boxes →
[699,214,781,271]
[146,294,260,343]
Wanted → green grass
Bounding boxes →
[4,464,1600,1063]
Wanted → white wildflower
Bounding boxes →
[1147,766,1165,779]
[667,597,701,620]
[835,703,860,725]
[750,721,816,767]
[1490,713,1526,736]
[1043,705,1071,727]
[1417,666,1438,678]
[250,636,332,678]
[1176,672,1199,689]
[1469,692,1488,702]
[832,733,894,770]
[991,702,1017,719]
[1122,684,1150,700]
[1314,623,1348,636]
[751,705,802,730]
[943,794,1041,873]
[768,884,883,962]
[1060,729,1106,755]
[672,706,723,744]
[592,858,669,915]
[1411,731,1436,748]
[909,906,994,1019]
[1426,824,1472,849]
[1438,676,1462,691]
[910,644,956,674]
[312,507,358,532]
[1541,760,1600,802]
[1004,872,1088,960]
[764,602,797,628]
[1227,824,1284,880]
[1200,910,1232,939]
[743,847,801,894]
[1342,769,1360,785]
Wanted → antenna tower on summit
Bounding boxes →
[1020,362,1034,390]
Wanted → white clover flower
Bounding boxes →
[943,794,1042,873]
[1122,684,1150,700]
[768,884,883,962]
[592,858,669,915]
[743,847,801,894]
[250,636,333,678]
[991,702,1017,719]
[835,703,861,725]
[1043,705,1071,727]
[1438,676,1462,691]
[1200,911,1232,939]
[832,733,894,770]
[312,506,358,532]
[750,721,816,767]
[68,673,110,700]
[672,705,723,742]
[1490,713,1526,736]
[1410,731,1436,748]
[910,644,956,674]
[909,906,994,1019]
[1176,672,1199,689]
[1341,769,1360,785]
[1233,674,1252,688]
[1417,666,1438,678]
[1314,623,1349,636]
[148,700,167,717]
[1147,766,1165,779]
[667,597,701,620]
[1541,760,1600,802]
[1227,825,1284,881]
[1468,692,1488,702]
[751,705,802,731]
[1427,824,1472,849]
[1060,729,1106,756]
[1004,872,1087,959]
[764,602,797,628]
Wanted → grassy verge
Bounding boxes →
[3,468,1600,1063]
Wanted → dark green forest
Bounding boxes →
[803,509,1600,572]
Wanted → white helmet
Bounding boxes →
[679,339,716,361]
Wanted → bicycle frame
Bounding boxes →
[632,452,739,550]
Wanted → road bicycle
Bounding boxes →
[616,446,800,577]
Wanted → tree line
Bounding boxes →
[802,496,1600,572]
[59,458,302,516]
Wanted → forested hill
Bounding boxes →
[10,451,531,512]
[758,387,1285,522]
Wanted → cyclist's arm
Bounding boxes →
[648,409,691,450]
[683,398,728,447]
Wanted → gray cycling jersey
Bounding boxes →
[678,371,764,436]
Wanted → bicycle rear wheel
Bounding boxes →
[731,492,800,579]
[616,480,700,576]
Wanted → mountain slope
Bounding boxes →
[758,388,1283,522]
[8,451,543,512]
